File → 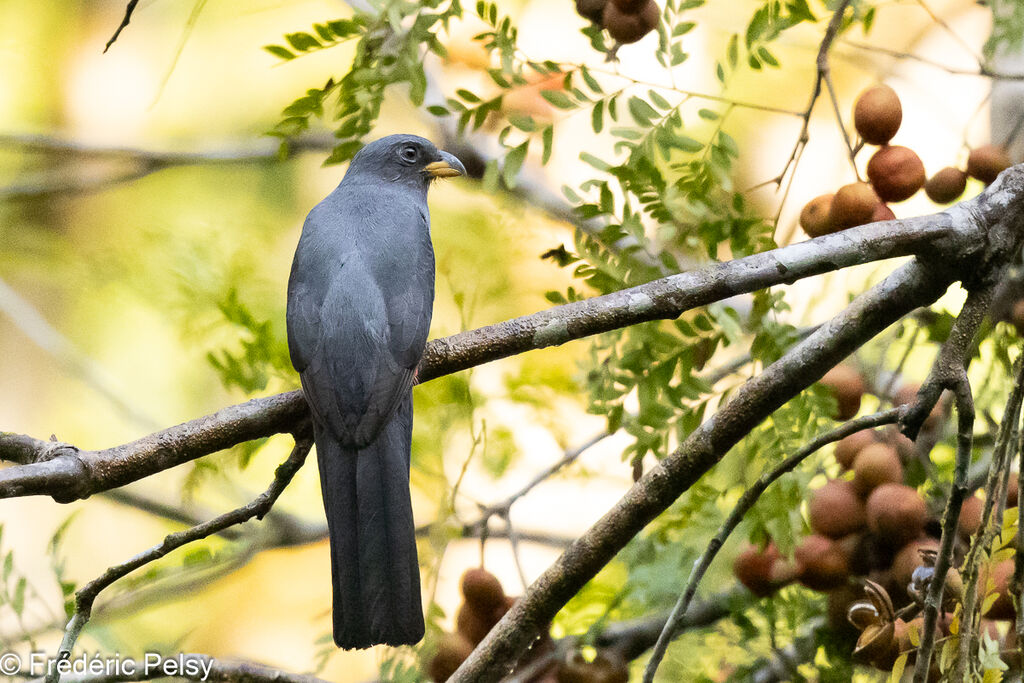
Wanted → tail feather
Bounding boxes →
[316,394,424,649]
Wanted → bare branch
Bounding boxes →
[103,0,140,53]
[0,206,965,503]
[47,436,312,683]
[452,251,956,681]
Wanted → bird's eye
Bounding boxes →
[400,145,418,162]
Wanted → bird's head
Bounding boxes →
[346,134,466,192]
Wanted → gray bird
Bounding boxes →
[286,134,465,649]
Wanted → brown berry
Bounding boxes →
[925,167,968,204]
[853,85,902,145]
[556,651,629,683]
[1010,300,1024,335]
[456,603,494,645]
[809,479,867,538]
[866,483,926,547]
[800,193,834,237]
[575,0,607,23]
[461,568,505,612]
[867,145,926,202]
[602,0,658,44]
[829,182,881,231]
[966,144,1011,184]
[733,542,795,597]
[820,364,866,420]
[835,430,877,470]
[893,383,944,431]
[871,203,896,223]
[958,494,984,539]
[428,633,475,682]
[611,0,646,10]
[892,538,939,597]
[853,444,903,495]
[795,534,850,591]
[1008,472,1020,508]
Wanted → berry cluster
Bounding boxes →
[429,568,628,682]
[734,365,1021,675]
[800,85,1012,238]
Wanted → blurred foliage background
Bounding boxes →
[0,0,1016,681]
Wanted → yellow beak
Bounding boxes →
[425,153,467,178]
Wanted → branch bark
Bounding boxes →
[0,207,965,502]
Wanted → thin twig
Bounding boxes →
[46,435,312,683]
[641,408,902,682]
[104,0,140,52]
[955,354,1024,678]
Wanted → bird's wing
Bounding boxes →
[286,196,433,447]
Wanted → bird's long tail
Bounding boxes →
[315,394,424,649]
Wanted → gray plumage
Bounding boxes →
[286,134,465,649]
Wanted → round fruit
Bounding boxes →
[800,193,834,237]
[925,167,968,204]
[1010,299,1024,335]
[456,603,493,645]
[892,538,939,597]
[611,0,646,10]
[733,542,794,597]
[966,144,1011,185]
[1008,472,1020,508]
[461,568,505,611]
[602,0,658,44]
[556,651,629,683]
[575,0,607,23]
[866,483,926,547]
[853,443,903,495]
[820,364,866,420]
[835,430,877,469]
[428,633,475,682]
[958,494,983,538]
[795,535,850,591]
[829,182,880,231]
[809,479,867,538]
[853,85,902,145]
[867,145,926,202]
[893,383,944,431]
[871,203,896,223]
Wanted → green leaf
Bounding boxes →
[503,141,528,187]
[628,97,658,125]
[540,90,574,109]
[12,577,25,616]
[580,68,602,94]
[285,32,321,52]
[456,88,481,103]
[648,89,671,110]
[541,125,554,165]
[263,45,295,60]
[426,105,449,116]
[591,100,604,133]
[727,33,738,68]
[580,151,611,171]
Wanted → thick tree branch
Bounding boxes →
[0,203,971,503]
[452,254,956,681]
